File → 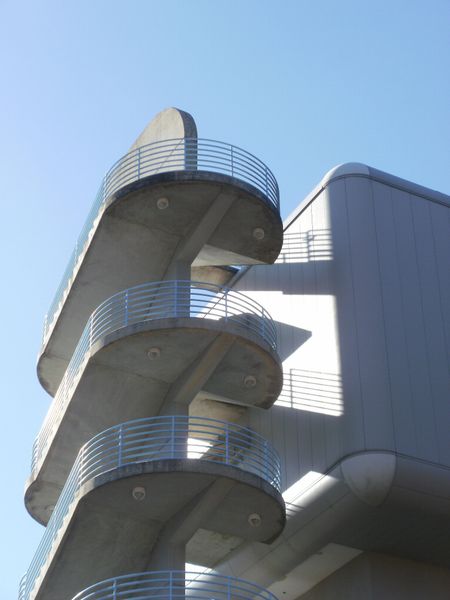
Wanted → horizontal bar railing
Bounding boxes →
[68,571,279,600]
[276,368,343,416]
[32,280,277,478]
[42,137,279,343]
[22,418,281,600]
[18,574,27,600]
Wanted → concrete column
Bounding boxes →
[149,478,236,571]
[163,191,235,282]
[158,334,235,415]
[165,260,191,282]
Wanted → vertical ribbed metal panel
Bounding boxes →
[238,171,450,491]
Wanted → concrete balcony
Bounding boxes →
[20,418,285,600]
[26,280,283,524]
[38,138,283,396]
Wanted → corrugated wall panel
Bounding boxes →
[239,171,450,494]
[410,196,450,461]
[429,203,450,459]
[343,176,395,451]
[327,180,366,456]
[372,182,416,455]
[391,188,440,461]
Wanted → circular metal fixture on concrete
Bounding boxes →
[132,486,146,501]
[147,347,161,360]
[248,513,262,527]
[253,227,265,240]
[156,197,170,210]
[243,375,257,388]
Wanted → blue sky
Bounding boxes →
[1,0,449,596]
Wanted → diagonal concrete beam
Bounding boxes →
[164,191,235,280]
[158,333,235,415]
[148,477,236,571]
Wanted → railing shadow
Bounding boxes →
[276,368,343,417]
[276,230,333,264]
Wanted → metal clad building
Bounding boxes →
[230,163,450,597]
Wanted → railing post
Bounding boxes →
[230,145,234,176]
[77,448,84,490]
[89,316,93,350]
[171,416,176,457]
[169,571,173,600]
[103,172,108,203]
[264,166,268,196]
[185,138,197,171]
[224,289,228,322]
[225,424,229,464]
[118,425,123,467]
[263,440,269,482]
[261,307,265,342]
[137,146,141,179]
[173,282,177,317]
[124,290,129,326]
[227,576,231,600]
[112,579,117,600]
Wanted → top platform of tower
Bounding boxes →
[37,108,283,395]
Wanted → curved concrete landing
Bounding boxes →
[28,461,285,600]
[27,318,282,524]
[39,171,283,396]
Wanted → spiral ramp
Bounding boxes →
[20,108,285,600]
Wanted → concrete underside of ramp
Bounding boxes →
[31,460,285,600]
[38,171,283,396]
[27,318,282,524]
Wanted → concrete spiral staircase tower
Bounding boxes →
[20,108,285,600]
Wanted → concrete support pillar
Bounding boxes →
[163,191,235,282]
[149,478,236,572]
[158,334,235,415]
[163,401,189,417]
[165,260,191,282]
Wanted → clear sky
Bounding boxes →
[1,0,449,596]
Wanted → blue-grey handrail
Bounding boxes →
[69,571,279,600]
[32,280,277,477]
[21,417,281,600]
[42,137,279,343]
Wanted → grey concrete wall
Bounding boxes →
[300,552,450,599]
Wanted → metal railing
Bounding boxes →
[69,571,279,600]
[21,418,281,600]
[42,137,279,342]
[18,575,27,600]
[32,280,277,477]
